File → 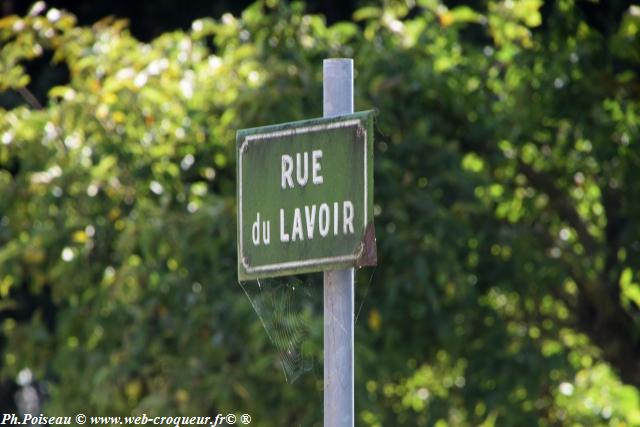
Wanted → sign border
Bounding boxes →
[236,110,376,280]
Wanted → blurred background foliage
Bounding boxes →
[1,0,640,425]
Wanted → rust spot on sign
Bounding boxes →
[356,222,377,267]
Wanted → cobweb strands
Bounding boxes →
[239,276,322,383]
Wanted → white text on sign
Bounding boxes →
[251,149,355,246]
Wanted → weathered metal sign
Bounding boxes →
[236,110,376,280]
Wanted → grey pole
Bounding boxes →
[323,58,354,427]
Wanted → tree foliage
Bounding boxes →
[1,0,639,425]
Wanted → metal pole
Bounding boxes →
[323,58,354,427]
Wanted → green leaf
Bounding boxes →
[353,6,381,21]
[450,6,483,24]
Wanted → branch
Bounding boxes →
[518,161,599,257]
[18,87,43,110]
[517,164,640,385]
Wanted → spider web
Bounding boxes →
[239,275,322,383]
[238,268,376,384]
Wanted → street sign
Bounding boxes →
[236,110,376,280]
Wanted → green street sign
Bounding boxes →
[236,110,377,280]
